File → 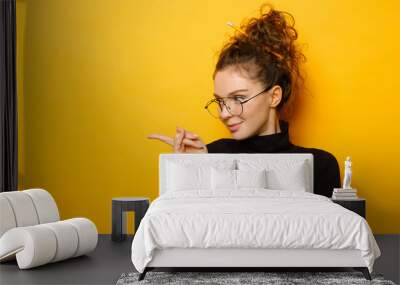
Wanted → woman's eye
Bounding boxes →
[234,96,245,102]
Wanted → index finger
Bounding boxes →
[147,134,174,146]
[182,129,199,139]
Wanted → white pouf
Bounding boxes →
[0,189,98,269]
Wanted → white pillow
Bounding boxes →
[237,159,310,192]
[211,168,236,190]
[211,168,267,190]
[236,169,267,188]
[266,162,308,191]
[166,159,236,192]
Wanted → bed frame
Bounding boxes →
[138,153,372,281]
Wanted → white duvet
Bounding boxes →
[131,189,381,273]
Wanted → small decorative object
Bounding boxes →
[343,156,352,189]
[332,156,358,199]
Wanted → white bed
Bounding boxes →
[131,153,381,281]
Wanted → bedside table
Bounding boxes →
[331,198,366,219]
[111,197,150,242]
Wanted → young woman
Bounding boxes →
[147,3,340,197]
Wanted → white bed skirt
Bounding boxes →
[147,248,366,267]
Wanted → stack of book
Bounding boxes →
[332,188,358,200]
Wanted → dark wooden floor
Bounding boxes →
[0,234,398,285]
[0,235,135,285]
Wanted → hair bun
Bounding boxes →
[240,3,300,67]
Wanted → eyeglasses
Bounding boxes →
[204,84,273,118]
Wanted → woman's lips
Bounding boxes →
[228,122,242,132]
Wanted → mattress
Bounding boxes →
[131,189,381,273]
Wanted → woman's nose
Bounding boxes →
[219,103,232,119]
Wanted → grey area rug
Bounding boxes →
[116,271,396,285]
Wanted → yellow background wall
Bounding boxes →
[16,0,400,234]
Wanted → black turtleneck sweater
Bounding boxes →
[206,120,340,198]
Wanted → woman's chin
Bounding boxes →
[230,129,247,140]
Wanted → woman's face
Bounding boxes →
[213,65,279,140]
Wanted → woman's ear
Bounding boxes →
[269,85,283,108]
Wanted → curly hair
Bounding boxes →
[213,3,306,116]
